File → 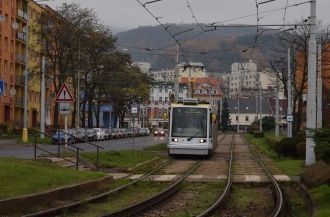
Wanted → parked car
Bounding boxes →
[120,128,128,138]
[154,128,165,136]
[103,129,111,140]
[94,128,105,141]
[126,128,134,137]
[73,128,86,143]
[145,128,150,136]
[52,130,75,145]
[85,129,97,142]
[110,128,119,139]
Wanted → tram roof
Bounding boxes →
[170,103,211,108]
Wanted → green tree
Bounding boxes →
[220,97,230,131]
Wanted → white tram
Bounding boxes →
[168,98,217,156]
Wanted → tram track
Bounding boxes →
[22,159,200,217]
[23,133,284,217]
[207,134,284,217]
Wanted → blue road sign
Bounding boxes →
[0,80,4,96]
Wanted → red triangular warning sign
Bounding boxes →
[55,83,75,102]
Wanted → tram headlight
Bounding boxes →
[172,138,178,142]
[200,139,206,143]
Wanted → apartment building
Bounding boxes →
[0,0,19,124]
[222,60,280,98]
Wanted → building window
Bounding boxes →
[213,90,216,94]
[245,116,249,121]
[159,97,162,102]
[236,116,239,121]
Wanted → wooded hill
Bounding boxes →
[116,23,279,72]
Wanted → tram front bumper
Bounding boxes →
[168,143,213,155]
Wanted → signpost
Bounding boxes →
[131,106,138,152]
[56,83,75,149]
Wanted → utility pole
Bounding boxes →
[275,76,280,137]
[40,56,46,139]
[287,48,293,138]
[174,44,180,101]
[255,94,258,121]
[306,0,316,166]
[76,37,81,128]
[316,44,322,129]
[259,80,263,132]
[22,3,30,142]
[237,96,240,133]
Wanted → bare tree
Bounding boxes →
[270,21,330,133]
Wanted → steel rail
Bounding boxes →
[23,160,172,217]
[197,134,234,217]
[242,134,284,217]
[99,161,201,217]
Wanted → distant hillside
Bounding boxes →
[115,24,278,72]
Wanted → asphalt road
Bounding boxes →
[0,135,168,159]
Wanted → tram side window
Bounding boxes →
[209,112,212,138]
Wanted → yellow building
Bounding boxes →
[14,0,28,128]
[27,1,43,127]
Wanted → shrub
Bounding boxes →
[0,122,8,132]
[296,141,306,159]
[247,122,259,134]
[254,131,264,138]
[273,137,304,158]
[314,128,330,164]
[262,116,275,131]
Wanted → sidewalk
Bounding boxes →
[0,139,36,159]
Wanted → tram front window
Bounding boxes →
[172,107,207,138]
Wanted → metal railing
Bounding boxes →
[57,129,104,171]
[30,129,104,171]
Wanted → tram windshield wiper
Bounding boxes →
[187,131,201,141]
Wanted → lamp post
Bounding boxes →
[76,36,81,128]
[22,2,30,142]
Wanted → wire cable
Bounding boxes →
[185,0,204,31]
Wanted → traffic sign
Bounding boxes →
[131,107,138,114]
[56,83,75,102]
[0,80,4,96]
[286,115,293,122]
[59,103,71,115]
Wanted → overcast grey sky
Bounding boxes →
[47,0,330,33]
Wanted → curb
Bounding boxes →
[0,175,113,215]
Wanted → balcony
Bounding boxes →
[15,53,25,64]
[16,32,27,43]
[15,75,25,86]
[15,97,24,108]
[17,9,28,21]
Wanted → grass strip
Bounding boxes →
[84,150,160,170]
[172,182,226,217]
[310,185,330,217]
[68,181,167,217]
[0,158,105,200]
[244,133,304,176]
[143,143,167,152]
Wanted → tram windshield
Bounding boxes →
[171,107,207,138]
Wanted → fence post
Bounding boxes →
[34,129,37,159]
[76,149,79,171]
[96,147,99,171]
[57,131,61,158]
